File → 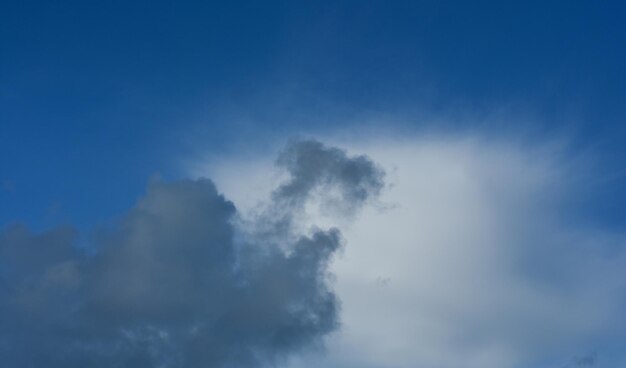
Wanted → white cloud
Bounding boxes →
[194,134,626,368]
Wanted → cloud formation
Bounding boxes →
[210,136,626,368]
[0,139,384,367]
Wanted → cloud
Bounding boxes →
[273,139,384,216]
[207,135,626,368]
[0,139,384,367]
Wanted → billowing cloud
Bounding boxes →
[0,139,384,367]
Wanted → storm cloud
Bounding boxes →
[0,139,384,367]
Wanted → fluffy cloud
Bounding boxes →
[0,139,384,368]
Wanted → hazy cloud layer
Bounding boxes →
[208,136,626,368]
[0,140,384,367]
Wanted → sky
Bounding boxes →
[1,1,626,367]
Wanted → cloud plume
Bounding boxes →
[0,139,384,367]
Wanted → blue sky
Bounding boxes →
[1,1,626,367]
[3,0,625,230]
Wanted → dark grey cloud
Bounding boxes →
[274,139,384,217]
[0,140,384,368]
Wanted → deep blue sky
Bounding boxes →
[2,0,626,231]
